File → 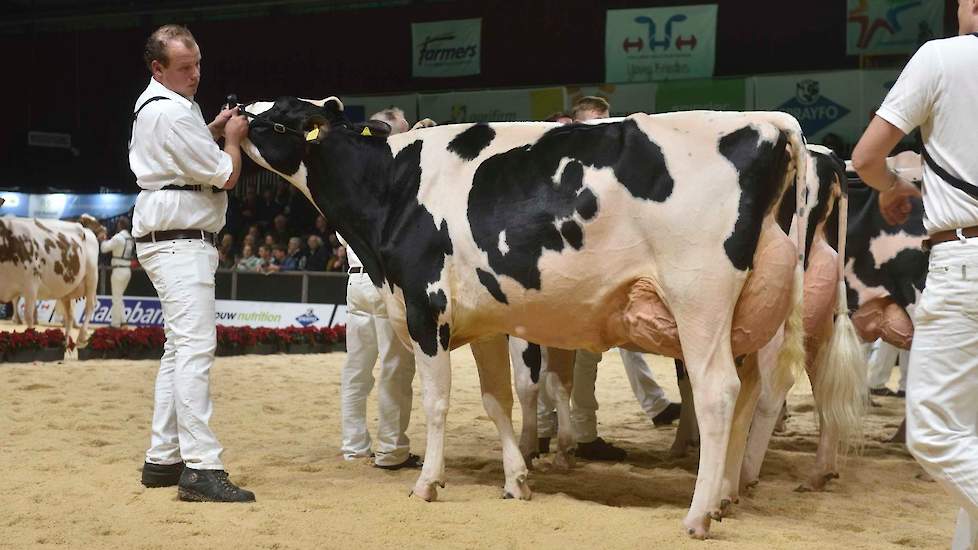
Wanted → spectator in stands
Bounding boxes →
[218,234,236,269]
[257,244,275,273]
[240,185,260,229]
[571,96,610,122]
[327,245,348,272]
[235,244,262,272]
[370,106,410,134]
[283,236,306,271]
[273,180,290,212]
[305,235,328,271]
[311,215,330,240]
[256,186,280,227]
[266,214,290,246]
[263,234,278,248]
[265,245,288,273]
[545,111,573,124]
[241,234,256,259]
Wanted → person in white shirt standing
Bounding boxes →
[339,108,420,470]
[129,24,253,503]
[853,3,978,547]
[98,217,135,328]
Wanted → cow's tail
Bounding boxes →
[812,185,868,457]
[771,121,807,396]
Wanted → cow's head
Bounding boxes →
[241,96,391,205]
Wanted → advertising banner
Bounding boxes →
[654,77,749,112]
[753,70,863,143]
[846,0,944,56]
[0,192,137,220]
[605,4,718,83]
[412,18,481,77]
[23,296,348,329]
[418,87,565,123]
[564,83,656,117]
[340,94,418,123]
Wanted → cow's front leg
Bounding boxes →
[410,342,451,501]
[472,335,531,500]
[545,347,576,471]
[508,337,542,466]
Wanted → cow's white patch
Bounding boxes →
[498,230,509,255]
[845,257,887,306]
[301,96,344,111]
[869,231,925,269]
[552,157,572,186]
[245,101,274,117]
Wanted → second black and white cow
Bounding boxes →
[240,96,811,538]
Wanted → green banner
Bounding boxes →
[412,18,481,77]
[605,4,717,83]
[846,0,944,56]
[654,78,746,112]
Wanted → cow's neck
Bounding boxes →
[305,137,395,287]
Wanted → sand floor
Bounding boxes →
[0,320,955,549]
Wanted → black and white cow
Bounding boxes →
[240,96,812,538]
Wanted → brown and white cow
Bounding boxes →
[0,215,101,347]
[240,96,811,538]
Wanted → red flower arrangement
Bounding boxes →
[2,328,63,352]
[217,326,258,349]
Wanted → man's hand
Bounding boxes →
[879,176,921,226]
[208,106,238,140]
[224,114,249,146]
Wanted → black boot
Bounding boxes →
[652,402,682,426]
[575,437,626,461]
[538,437,551,454]
[178,469,255,503]
[141,461,185,488]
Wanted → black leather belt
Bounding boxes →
[348,267,364,274]
[135,229,217,246]
[161,184,224,193]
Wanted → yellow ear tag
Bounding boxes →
[361,127,372,137]
[306,127,320,142]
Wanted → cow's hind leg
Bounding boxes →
[671,360,700,458]
[509,337,542,466]
[545,347,576,470]
[472,335,531,500]
[719,352,763,515]
[740,331,793,492]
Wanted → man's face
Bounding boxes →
[959,0,977,34]
[152,39,201,98]
[273,250,285,260]
[574,109,608,122]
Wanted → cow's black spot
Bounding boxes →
[844,180,927,311]
[468,119,673,290]
[447,123,496,161]
[476,268,508,304]
[560,221,583,250]
[576,188,599,220]
[719,126,789,271]
[522,343,542,384]
[438,323,451,351]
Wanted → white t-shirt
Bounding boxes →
[100,229,135,267]
[877,34,978,234]
[129,77,232,237]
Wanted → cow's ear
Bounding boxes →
[355,120,392,139]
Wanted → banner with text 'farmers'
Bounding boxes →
[412,18,481,77]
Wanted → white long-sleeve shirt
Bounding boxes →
[129,77,231,238]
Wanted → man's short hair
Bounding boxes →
[370,107,409,134]
[273,245,287,254]
[116,216,130,231]
[571,96,611,119]
[144,24,197,71]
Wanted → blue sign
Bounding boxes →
[295,309,320,327]
[0,192,137,220]
[776,79,851,137]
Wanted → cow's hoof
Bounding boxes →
[719,498,737,517]
[409,482,439,502]
[741,479,759,493]
[682,516,711,540]
[553,451,574,471]
[709,510,723,522]
[503,474,532,501]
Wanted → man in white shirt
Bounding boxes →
[339,108,420,470]
[98,217,135,328]
[853,3,978,547]
[130,24,253,503]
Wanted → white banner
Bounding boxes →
[340,94,418,124]
[412,18,481,77]
[564,83,657,117]
[605,4,718,83]
[418,87,565,123]
[21,296,347,329]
